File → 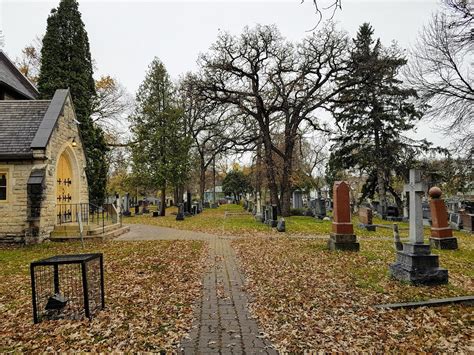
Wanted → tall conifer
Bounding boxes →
[130,58,191,216]
[329,23,429,212]
[38,0,108,204]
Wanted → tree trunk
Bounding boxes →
[374,128,387,217]
[160,186,166,216]
[261,133,280,211]
[199,159,206,204]
[279,137,295,217]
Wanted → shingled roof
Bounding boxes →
[0,89,71,160]
[0,50,39,100]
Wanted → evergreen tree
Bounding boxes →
[130,58,191,216]
[38,0,108,204]
[222,170,251,202]
[329,23,430,213]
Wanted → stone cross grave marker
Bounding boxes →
[404,169,425,244]
[390,169,448,285]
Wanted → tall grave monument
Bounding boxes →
[389,170,448,285]
[328,181,359,251]
[428,186,458,249]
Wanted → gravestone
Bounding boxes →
[314,197,326,219]
[142,200,150,214]
[389,169,448,285]
[386,206,402,221]
[449,212,462,230]
[277,218,285,232]
[176,203,185,221]
[186,192,192,215]
[428,187,457,249]
[359,206,376,231]
[292,190,303,209]
[122,193,131,216]
[265,205,278,227]
[191,204,198,215]
[326,198,333,211]
[460,210,474,232]
[254,194,263,222]
[203,201,211,209]
[402,192,409,221]
[328,181,359,251]
[422,201,431,220]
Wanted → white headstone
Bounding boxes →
[403,169,425,244]
[292,190,303,209]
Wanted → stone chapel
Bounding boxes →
[0,50,89,243]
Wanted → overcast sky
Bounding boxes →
[1,0,449,147]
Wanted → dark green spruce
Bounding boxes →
[328,23,431,212]
[38,0,108,205]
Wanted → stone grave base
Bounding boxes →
[328,233,359,251]
[390,243,448,285]
[276,219,285,232]
[430,237,458,250]
[266,220,278,228]
[359,223,376,232]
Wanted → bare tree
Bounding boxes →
[179,73,250,203]
[406,0,473,152]
[302,0,343,30]
[92,75,133,142]
[15,37,42,85]
[196,23,350,216]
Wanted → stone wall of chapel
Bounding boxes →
[0,96,89,244]
[0,161,33,243]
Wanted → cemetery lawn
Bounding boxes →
[232,234,474,353]
[0,240,207,352]
[125,203,466,239]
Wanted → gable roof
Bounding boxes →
[0,89,70,160]
[0,50,39,100]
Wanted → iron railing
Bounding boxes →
[56,203,120,231]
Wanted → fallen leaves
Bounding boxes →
[0,240,207,352]
[232,237,474,353]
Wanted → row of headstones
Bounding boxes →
[332,170,455,286]
[121,193,176,217]
[176,193,204,220]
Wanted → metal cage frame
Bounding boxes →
[30,253,105,324]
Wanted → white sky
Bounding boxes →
[0,0,451,147]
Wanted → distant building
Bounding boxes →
[204,185,226,202]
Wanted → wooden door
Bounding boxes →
[56,153,74,223]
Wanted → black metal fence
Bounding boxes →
[56,203,117,227]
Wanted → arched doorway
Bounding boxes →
[55,147,80,224]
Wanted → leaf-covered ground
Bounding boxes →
[232,235,474,352]
[0,240,207,352]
